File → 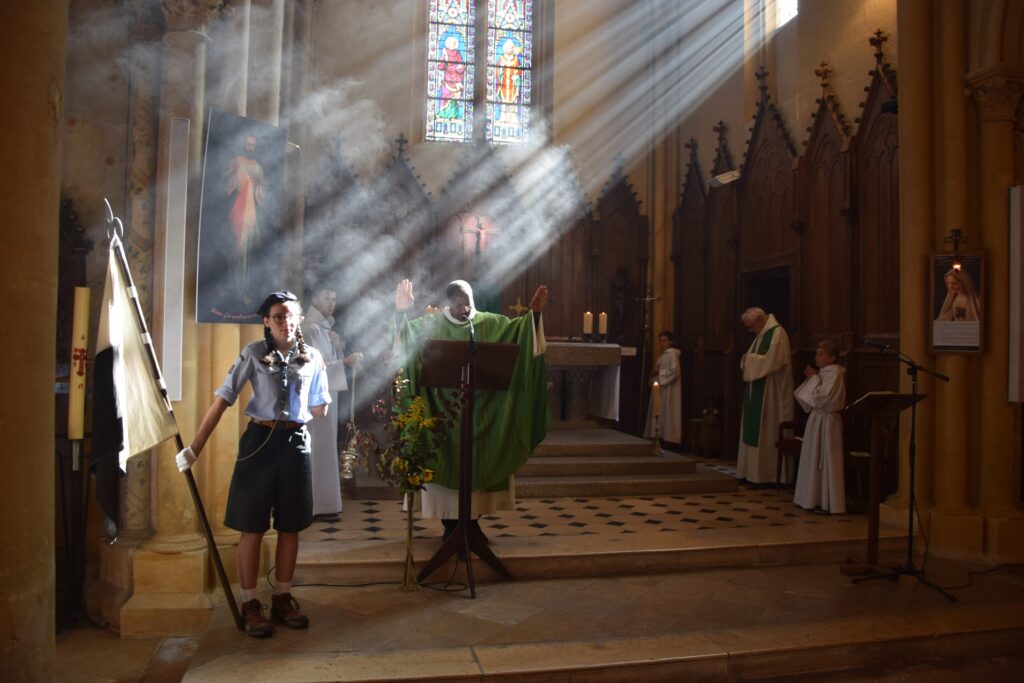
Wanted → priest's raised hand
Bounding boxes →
[394,278,415,311]
[529,285,550,313]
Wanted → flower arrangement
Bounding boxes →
[368,374,448,495]
[362,370,451,589]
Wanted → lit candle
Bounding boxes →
[652,381,661,416]
[583,311,593,335]
[598,311,608,335]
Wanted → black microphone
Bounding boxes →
[865,340,891,351]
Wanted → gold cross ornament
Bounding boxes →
[508,297,529,316]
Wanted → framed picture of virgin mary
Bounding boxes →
[930,253,983,353]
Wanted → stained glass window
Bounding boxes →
[486,0,532,144]
[425,0,533,145]
[427,0,475,143]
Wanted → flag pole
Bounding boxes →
[104,201,243,632]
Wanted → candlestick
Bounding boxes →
[583,311,593,335]
[598,311,608,335]
[68,287,90,441]
[652,381,661,416]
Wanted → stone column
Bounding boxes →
[120,0,223,636]
[968,69,1024,560]
[0,5,65,681]
[248,0,284,123]
[649,0,680,341]
[929,0,984,555]
[88,4,165,629]
[202,0,250,546]
[884,0,936,528]
[240,0,285,338]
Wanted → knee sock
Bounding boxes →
[274,580,292,595]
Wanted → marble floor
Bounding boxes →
[55,470,1024,682]
[305,486,859,545]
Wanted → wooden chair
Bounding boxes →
[775,419,805,491]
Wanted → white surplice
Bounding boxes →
[644,347,682,444]
[302,306,347,515]
[736,315,794,483]
[793,364,847,513]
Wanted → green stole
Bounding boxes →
[397,311,550,492]
[741,325,778,447]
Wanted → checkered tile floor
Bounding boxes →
[303,459,857,544]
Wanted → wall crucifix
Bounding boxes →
[460,214,501,255]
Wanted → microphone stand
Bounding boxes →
[853,344,955,602]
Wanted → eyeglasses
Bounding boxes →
[269,313,302,323]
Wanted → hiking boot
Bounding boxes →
[271,592,309,629]
[241,598,275,638]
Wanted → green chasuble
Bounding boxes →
[740,324,778,447]
[397,311,550,492]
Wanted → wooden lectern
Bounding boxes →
[416,338,519,597]
[841,391,924,573]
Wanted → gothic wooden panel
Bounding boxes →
[738,69,799,276]
[593,166,648,434]
[703,123,740,353]
[854,33,900,341]
[673,139,706,350]
[799,63,853,350]
[509,211,593,338]
[593,169,648,348]
[705,187,739,350]
[499,158,592,338]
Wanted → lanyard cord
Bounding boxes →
[273,343,297,419]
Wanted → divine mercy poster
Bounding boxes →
[196,110,289,324]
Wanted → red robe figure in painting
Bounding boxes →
[226,134,263,300]
[438,35,466,120]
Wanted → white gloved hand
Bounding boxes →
[176,446,197,472]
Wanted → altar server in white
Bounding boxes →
[644,330,682,447]
[302,286,361,518]
[793,339,847,514]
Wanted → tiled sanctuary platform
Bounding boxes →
[56,483,1024,682]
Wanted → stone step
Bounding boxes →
[532,427,654,457]
[517,454,696,478]
[516,469,738,498]
[185,596,1022,683]
[549,419,603,431]
[288,522,906,588]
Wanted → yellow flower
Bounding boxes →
[407,474,421,486]
[392,458,407,473]
[422,469,434,482]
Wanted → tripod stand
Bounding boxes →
[853,345,955,602]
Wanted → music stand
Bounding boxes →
[416,338,519,597]
[849,346,955,602]
[841,391,923,571]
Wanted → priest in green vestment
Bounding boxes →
[737,307,794,484]
[393,279,550,535]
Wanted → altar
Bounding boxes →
[545,342,632,422]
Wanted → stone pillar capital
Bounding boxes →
[967,67,1024,122]
[162,0,225,34]
[128,0,164,41]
